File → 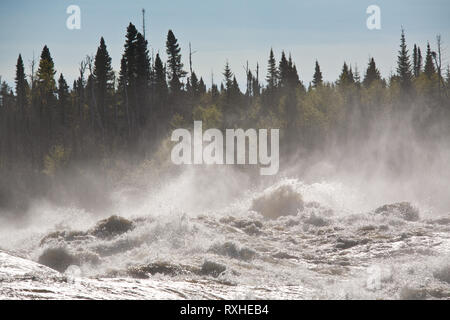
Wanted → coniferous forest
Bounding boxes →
[0,24,449,215]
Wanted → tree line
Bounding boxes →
[0,25,449,212]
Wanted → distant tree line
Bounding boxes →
[0,25,449,212]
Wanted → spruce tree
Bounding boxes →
[93,37,114,125]
[223,61,233,91]
[152,53,168,121]
[15,54,28,120]
[120,23,139,135]
[413,45,418,77]
[153,53,167,96]
[424,42,436,78]
[396,28,413,90]
[135,32,151,126]
[289,56,300,87]
[266,48,278,89]
[36,45,57,152]
[57,73,69,126]
[312,60,323,88]
[363,58,381,87]
[198,77,207,95]
[278,51,289,88]
[337,62,354,86]
[123,23,138,85]
[413,45,422,77]
[166,30,186,95]
[37,45,57,96]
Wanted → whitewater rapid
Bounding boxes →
[0,173,449,299]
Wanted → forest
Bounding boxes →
[0,23,449,215]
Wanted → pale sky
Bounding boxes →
[0,0,449,90]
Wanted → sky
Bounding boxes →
[0,0,449,90]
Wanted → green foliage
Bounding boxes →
[43,145,71,177]
[396,28,413,91]
[266,49,278,89]
[424,43,436,78]
[1,25,449,201]
[193,104,223,129]
[312,60,323,88]
[166,30,187,94]
[363,58,382,88]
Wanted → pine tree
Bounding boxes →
[348,66,355,84]
[396,28,413,90]
[198,77,207,95]
[120,23,139,135]
[289,57,300,87]
[152,53,168,122]
[413,44,422,77]
[37,45,57,96]
[123,23,138,85]
[119,55,132,137]
[36,45,57,154]
[93,37,114,126]
[57,73,69,126]
[312,60,323,88]
[166,30,186,95]
[363,58,381,87]
[337,62,354,86]
[153,53,167,96]
[278,51,289,88]
[424,42,436,78]
[266,48,278,89]
[223,61,233,91]
[278,52,300,88]
[135,32,151,126]
[188,71,199,97]
[15,54,28,121]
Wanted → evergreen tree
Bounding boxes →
[166,30,186,95]
[15,54,28,120]
[123,23,138,83]
[198,77,207,95]
[37,45,57,96]
[120,23,139,135]
[153,53,167,97]
[57,73,69,127]
[223,61,233,91]
[396,28,413,90]
[36,45,57,155]
[135,32,151,126]
[413,44,422,77]
[279,52,300,88]
[337,62,354,86]
[93,37,114,126]
[363,58,381,87]
[152,53,168,123]
[289,56,300,87]
[266,48,278,89]
[312,60,323,88]
[278,51,289,88]
[424,42,436,78]
[188,71,199,97]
